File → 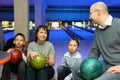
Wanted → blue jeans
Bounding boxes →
[72,60,120,80]
[26,66,54,80]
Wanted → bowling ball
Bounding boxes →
[80,57,103,80]
[9,48,22,64]
[30,54,46,70]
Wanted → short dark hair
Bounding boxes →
[35,25,48,42]
[15,33,25,41]
[69,38,80,47]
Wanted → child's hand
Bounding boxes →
[7,48,14,53]
[64,78,67,80]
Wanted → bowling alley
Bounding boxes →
[0,0,120,80]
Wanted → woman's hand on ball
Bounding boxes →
[30,52,39,59]
[45,57,49,65]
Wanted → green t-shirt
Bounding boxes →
[28,41,55,57]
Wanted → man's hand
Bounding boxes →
[107,65,120,73]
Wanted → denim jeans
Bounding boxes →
[26,66,54,80]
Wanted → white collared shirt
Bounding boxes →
[98,15,113,29]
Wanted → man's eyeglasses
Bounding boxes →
[89,10,98,15]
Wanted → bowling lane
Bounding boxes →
[49,29,71,68]
[4,31,14,42]
[49,29,70,42]
[68,26,94,40]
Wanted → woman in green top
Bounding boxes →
[26,25,55,80]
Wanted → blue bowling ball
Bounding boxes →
[80,57,103,80]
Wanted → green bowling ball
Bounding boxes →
[30,54,46,70]
[80,57,103,80]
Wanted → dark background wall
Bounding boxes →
[0,6,120,21]
[47,0,120,7]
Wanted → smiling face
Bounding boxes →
[89,2,109,26]
[37,28,47,42]
[35,25,48,43]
